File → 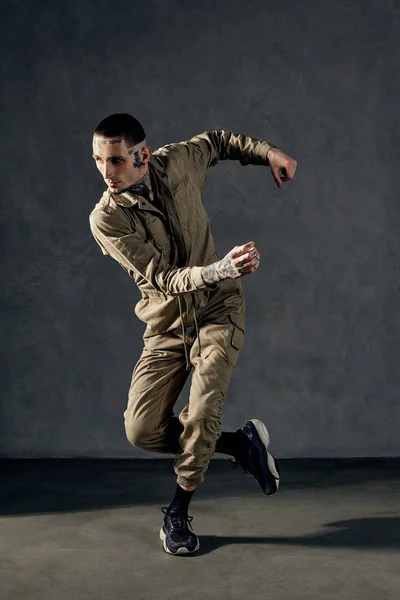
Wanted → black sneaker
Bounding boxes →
[236,419,280,495]
[159,507,200,555]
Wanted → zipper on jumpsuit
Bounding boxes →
[126,169,203,372]
[150,170,202,372]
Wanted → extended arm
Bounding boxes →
[161,129,297,188]
[159,130,276,188]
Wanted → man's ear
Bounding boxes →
[141,146,152,165]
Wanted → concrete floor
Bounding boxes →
[1,458,400,600]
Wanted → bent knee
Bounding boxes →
[125,421,150,448]
[124,411,158,449]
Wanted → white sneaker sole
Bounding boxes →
[250,419,280,491]
[159,527,200,555]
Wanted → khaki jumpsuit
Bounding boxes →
[89,130,274,487]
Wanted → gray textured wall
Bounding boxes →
[1,0,399,458]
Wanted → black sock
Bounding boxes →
[168,484,195,513]
[215,430,249,461]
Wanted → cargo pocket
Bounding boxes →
[231,323,244,351]
[226,314,245,366]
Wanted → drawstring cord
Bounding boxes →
[178,296,191,371]
[177,295,202,371]
[193,303,201,358]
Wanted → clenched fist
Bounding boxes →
[267,147,297,188]
[201,241,260,285]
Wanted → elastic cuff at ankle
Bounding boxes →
[177,476,202,488]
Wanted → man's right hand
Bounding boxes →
[267,147,297,188]
[201,242,260,286]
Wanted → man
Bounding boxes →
[89,114,297,555]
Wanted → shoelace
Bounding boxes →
[161,507,194,531]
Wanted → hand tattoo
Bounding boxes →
[201,255,239,285]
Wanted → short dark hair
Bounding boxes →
[93,113,146,147]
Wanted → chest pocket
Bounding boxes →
[172,174,209,231]
[143,215,171,256]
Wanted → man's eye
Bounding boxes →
[112,158,123,164]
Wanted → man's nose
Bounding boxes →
[105,163,113,179]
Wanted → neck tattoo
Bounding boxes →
[127,172,152,198]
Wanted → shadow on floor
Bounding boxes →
[1,458,399,517]
[191,517,400,556]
